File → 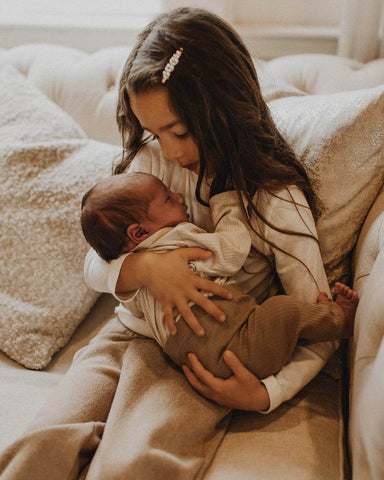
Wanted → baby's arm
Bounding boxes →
[181,191,252,277]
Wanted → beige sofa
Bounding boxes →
[0,44,383,480]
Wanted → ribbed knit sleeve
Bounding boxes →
[187,191,252,277]
[253,186,338,413]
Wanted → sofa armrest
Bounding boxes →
[349,243,384,480]
[350,186,384,479]
[353,186,384,294]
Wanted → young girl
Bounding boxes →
[0,8,339,480]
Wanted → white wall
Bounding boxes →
[0,0,341,58]
[233,0,339,27]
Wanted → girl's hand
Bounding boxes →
[182,351,271,411]
[118,247,232,336]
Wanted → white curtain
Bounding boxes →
[337,0,384,61]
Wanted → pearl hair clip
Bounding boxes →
[161,47,184,84]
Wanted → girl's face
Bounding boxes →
[130,87,200,174]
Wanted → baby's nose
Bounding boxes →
[174,192,184,203]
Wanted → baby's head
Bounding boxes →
[81,172,188,261]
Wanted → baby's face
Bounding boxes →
[142,179,189,234]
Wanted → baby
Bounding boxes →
[81,172,358,379]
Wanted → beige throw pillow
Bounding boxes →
[269,86,384,284]
[0,66,120,369]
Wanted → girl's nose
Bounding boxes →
[162,139,182,163]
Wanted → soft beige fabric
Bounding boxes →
[265,54,384,95]
[205,371,345,480]
[2,46,384,149]
[256,59,307,102]
[350,246,384,480]
[0,66,120,369]
[353,186,384,294]
[0,45,129,146]
[350,187,384,480]
[0,294,116,453]
[269,86,384,284]
[0,317,231,480]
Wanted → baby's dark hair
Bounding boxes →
[81,172,153,261]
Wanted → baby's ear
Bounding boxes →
[126,223,150,245]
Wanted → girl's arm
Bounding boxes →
[84,247,128,294]
[259,190,338,411]
[84,245,233,336]
[184,187,337,411]
[182,340,335,412]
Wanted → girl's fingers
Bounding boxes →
[198,277,233,300]
[164,305,177,335]
[182,365,210,394]
[189,292,226,323]
[164,290,224,336]
[176,303,206,336]
[222,350,256,382]
[187,353,220,388]
[181,247,213,262]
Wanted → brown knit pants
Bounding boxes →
[164,284,345,379]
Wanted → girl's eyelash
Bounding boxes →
[151,132,188,141]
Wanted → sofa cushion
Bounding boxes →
[205,370,345,480]
[353,186,384,293]
[269,86,384,285]
[0,65,120,369]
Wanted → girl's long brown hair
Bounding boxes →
[115,7,321,290]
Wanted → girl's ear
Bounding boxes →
[126,223,150,245]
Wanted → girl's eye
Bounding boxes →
[174,132,189,139]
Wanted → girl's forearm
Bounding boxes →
[262,340,338,412]
[115,252,149,295]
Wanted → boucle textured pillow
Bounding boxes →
[269,86,384,285]
[0,66,120,369]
